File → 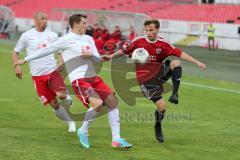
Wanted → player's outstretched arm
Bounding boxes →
[15,39,66,66]
[180,51,206,70]
[101,50,124,62]
[15,59,26,65]
[15,46,58,66]
[12,51,23,79]
[15,45,56,66]
[101,40,132,62]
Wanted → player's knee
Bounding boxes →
[109,100,118,109]
[155,99,167,112]
[105,95,119,109]
[49,99,59,110]
[157,104,166,112]
[56,92,67,100]
[92,99,104,111]
[170,60,181,69]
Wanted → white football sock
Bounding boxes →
[108,108,121,141]
[80,107,98,134]
[66,89,72,101]
[68,121,76,132]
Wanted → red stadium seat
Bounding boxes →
[3,0,240,24]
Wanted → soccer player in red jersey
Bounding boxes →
[102,19,206,143]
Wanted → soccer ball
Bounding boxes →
[131,48,149,64]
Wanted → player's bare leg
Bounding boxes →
[56,91,73,107]
[50,98,76,132]
[154,98,167,143]
[104,94,132,149]
[56,92,66,100]
[168,60,182,104]
[77,93,103,148]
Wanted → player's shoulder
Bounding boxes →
[21,28,35,37]
[44,29,58,37]
[58,32,76,44]
[59,33,70,41]
[132,36,145,43]
[157,37,176,48]
[157,37,172,45]
[81,34,95,44]
[82,34,93,41]
[44,29,57,34]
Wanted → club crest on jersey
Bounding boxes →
[156,48,162,54]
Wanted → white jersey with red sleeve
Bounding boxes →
[14,28,59,76]
[123,36,183,83]
[24,32,101,83]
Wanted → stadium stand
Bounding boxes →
[150,4,240,24]
[0,0,240,23]
[0,0,24,7]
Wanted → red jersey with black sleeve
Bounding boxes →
[123,36,182,84]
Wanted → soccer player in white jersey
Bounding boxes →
[12,12,76,132]
[16,14,132,149]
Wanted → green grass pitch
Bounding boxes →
[0,42,240,160]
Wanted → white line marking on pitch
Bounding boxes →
[181,82,240,94]
[0,98,15,102]
[101,67,240,94]
[0,48,12,53]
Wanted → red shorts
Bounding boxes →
[72,76,113,108]
[32,71,66,105]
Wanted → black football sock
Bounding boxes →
[155,109,165,142]
[171,67,182,95]
[155,109,165,122]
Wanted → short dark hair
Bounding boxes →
[144,19,160,29]
[69,14,87,28]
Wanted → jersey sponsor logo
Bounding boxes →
[37,44,47,49]
[156,48,161,54]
